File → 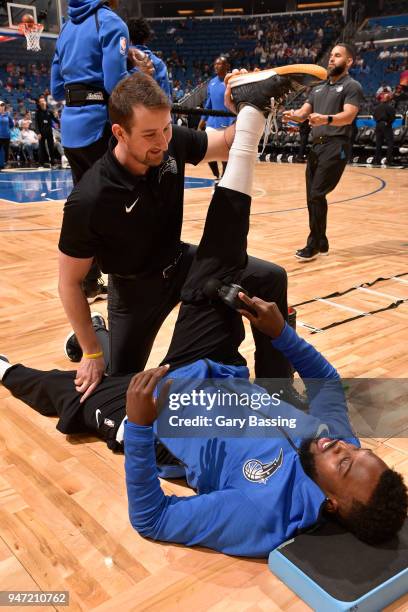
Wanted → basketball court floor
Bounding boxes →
[0,162,407,610]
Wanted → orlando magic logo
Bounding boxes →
[159,156,178,182]
[243,449,283,484]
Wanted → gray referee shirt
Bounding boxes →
[306,74,364,139]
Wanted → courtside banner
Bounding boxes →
[155,378,408,438]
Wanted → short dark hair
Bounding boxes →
[335,42,356,62]
[109,72,171,132]
[127,18,151,45]
[338,469,408,545]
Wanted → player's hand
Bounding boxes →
[282,109,301,124]
[238,293,285,339]
[128,48,155,76]
[309,113,328,126]
[75,356,105,403]
[126,365,171,426]
[224,68,248,114]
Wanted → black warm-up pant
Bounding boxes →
[39,131,55,165]
[3,186,290,444]
[305,137,350,251]
[374,122,394,165]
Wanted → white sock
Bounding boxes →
[0,359,11,381]
[218,105,266,196]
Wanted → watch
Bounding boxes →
[327,115,333,124]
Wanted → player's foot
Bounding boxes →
[64,312,107,363]
[0,354,9,363]
[230,64,327,116]
[295,246,320,261]
[82,277,108,303]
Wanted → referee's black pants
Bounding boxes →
[2,186,290,445]
[374,122,394,165]
[305,138,349,251]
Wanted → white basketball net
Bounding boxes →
[18,23,44,52]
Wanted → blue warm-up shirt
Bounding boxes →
[51,0,130,148]
[130,44,172,100]
[0,113,13,139]
[201,76,236,129]
[124,324,357,558]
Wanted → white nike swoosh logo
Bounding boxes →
[125,197,139,213]
[96,409,101,427]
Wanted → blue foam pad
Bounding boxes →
[268,520,408,611]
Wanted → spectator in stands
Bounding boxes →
[127,17,172,100]
[373,92,396,166]
[9,125,23,163]
[386,59,399,73]
[35,96,57,168]
[378,48,390,60]
[198,56,235,185]
[0,101,13,170]
[20,120,39,164]
[376,83,393,101]
[18,112,32,129]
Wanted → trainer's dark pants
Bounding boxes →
[374,122,394,165]
[39,131,55,165]
[64,122,112,283]
[2,186,290,442]
[108,189,290,379]
[305,137,349,251]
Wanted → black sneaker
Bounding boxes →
[0,354,9,363]
[64,312,107,363]
[319,243,329,256]
[295,246,319,261]
[82,277,108,304]
[229,64,327,116]
[230,72,293,116]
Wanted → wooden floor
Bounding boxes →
[0,163,407,611]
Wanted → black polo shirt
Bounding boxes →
[58,126,208,276]
[306,74,364,139]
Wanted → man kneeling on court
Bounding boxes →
[1,71,406,556]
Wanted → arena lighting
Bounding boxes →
[204,9,215,13]
[177,9,194,14]
[298,1,343,8]
[224,8,244,12]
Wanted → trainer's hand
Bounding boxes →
[75,356,105,403]
[309,112,328,126]
[126,365,170,426]
[224,68,248,114]
[128,48,155,77]
[238,293,285,339]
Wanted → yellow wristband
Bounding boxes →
[83,351,103,359]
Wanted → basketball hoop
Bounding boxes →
[18,22,44,52]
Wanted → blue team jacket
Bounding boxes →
[130,44,172,100]
[124,324,357,558]
[0,113,14,139]
[51,0,129,148]
[201,76,236,129]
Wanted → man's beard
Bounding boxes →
[328,61,347,77]
[299,438,317,481]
